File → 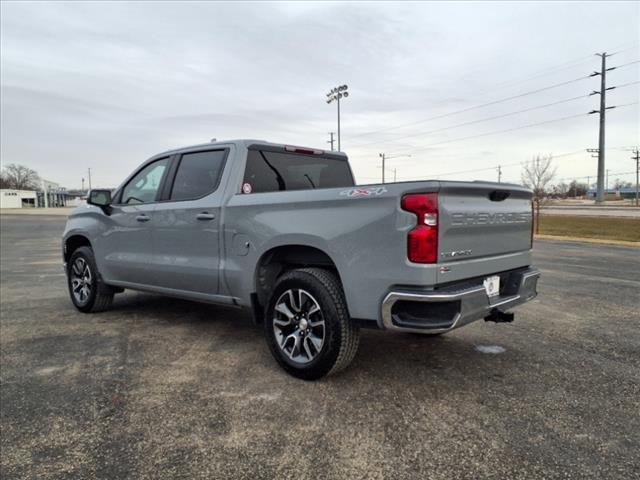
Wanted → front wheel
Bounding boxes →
[264,268,359,380]
[67,246,114,313]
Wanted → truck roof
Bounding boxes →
[159,139,348,158]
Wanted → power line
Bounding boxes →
[386,167,637,184]
[557,170,636,181]
[390,112,591,155]
[356,146,637,182]
[357,81,638,150]
[609,59,640,69]
[489,56,595,90]
[354,80,639,149]
[610,80,640,90]
[464,43,638,94]
[348,75,592,140]
[352,94,591,148]
[606,41,640,56]
[391,101,637,163]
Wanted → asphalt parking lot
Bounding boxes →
[1,214,639,479]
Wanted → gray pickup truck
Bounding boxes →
[62,139,539,379]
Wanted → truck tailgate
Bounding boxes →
[437,181,532,279]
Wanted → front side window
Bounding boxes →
[120,158,169,204]
[170,150,226,201]
[242,150,354,193]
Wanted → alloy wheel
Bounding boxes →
[272,288,325,364]
[70,257,93,304]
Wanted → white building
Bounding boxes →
[0,190,37,209]
[39,179,68,208]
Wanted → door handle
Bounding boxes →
[196,212,216,221]
[136,214,150,222]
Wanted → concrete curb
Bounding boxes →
[0,208,73,216]
[535,234,640,248]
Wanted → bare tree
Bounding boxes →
[567,180,588,198]
[1,164,40,190]
[0,172,10,189]
[613,179,632,190]
[521,155,556,234]
[550,182,569,198]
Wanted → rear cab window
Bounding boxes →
[242,147,354,193]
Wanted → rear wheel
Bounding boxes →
[67,246,114,313]
[264,268,359,380]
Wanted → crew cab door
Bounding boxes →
[151,147,230,294]
[100,156,171,285]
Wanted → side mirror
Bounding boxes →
[87,189,112,214]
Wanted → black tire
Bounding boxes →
[264,268,359,380]
[67,246,114,313]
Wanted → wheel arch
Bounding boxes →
[252,244,344,323]
[64,234,92,265]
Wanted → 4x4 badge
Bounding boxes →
[340,187,387,197]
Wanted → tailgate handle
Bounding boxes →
[489,190,511,202]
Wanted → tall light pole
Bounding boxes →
[326,85,349,151]
[379,153,411,183]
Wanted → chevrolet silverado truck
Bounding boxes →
[62,139,540,379]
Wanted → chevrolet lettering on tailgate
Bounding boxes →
[450,211,531,226]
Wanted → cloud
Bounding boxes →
[1,1,638,187]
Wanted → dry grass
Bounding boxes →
[537,215,640,242]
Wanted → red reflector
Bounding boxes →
[284,145,324,155]
[401,193,438,263]
[407,226,438,263]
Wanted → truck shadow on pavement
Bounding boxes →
[102,290,512,384]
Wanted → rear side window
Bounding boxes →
[170,150,227,201]
[242,150,354,193]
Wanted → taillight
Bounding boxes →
[401,193,438,263]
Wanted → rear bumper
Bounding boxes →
[381,266,540,333]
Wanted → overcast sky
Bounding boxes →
[1,1,638,189]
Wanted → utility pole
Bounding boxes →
[632,148,640,206]
[497,165,502,183]
[606,168,610,194]
[378,153,411,183]
[393,168,397,183]
[82,177,85,192]
[586,149,598,198]
[327,132,335,151]
[326,85,349,151]
[589,53,616,203]
[88,168,92,191]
